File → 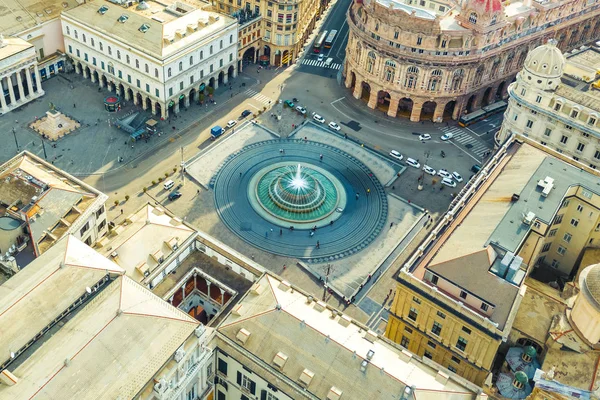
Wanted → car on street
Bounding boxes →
[440,132,454,141]
[168,191,182,201]
[226,120,237,129]
[452,171,463,182]
[438,169,452,179]
[318,53,324,62]
[419,134,432,141]
[296,105,307,115]
[313,114,325,123]
[389,150,403,161]
[328,121,341,131]
[441,177,457,188]
[241,109,252,118]
[422,165,437,176]
[284,100,295,108]
[406,158,420,168]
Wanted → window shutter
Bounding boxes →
[237,371,242,385]
[250,380,256,395]
[260,390,267,400]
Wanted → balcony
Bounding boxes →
[232,8,261,27]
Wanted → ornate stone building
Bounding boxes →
[344,0,600,122]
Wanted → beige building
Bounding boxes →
[212,0,322,67]
[498,40,600,171]
[0,151,108,273]
[214,272,486,400]
[62,0,238,119]
[386,139,600,387]
[344,0,600,122]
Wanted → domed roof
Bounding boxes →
[472,0,502,12]
[136,1,149,10]
[523,39,565,78]
[584,263,600,306]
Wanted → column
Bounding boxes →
[16,72,25,102]
[223,74,228,85]
[0,80,8,113]
[213,79,219,90]
[387,96,399,118]
[133,93,139,106]
[142,97,148,110]
[206,281,211,296]
[151,100,157,115]
[184,95,190,108]
[367,89,378,109]
[90,70,97,83]
[173,102,180,114]
[161,103,168,120]
[433,101,446,122]
[181,286,185,301]
[99,76,105,89]
[124,87,131,101]
[34,67,44,95]
[83,67,89,79]
[7,74,16,105]
[353,83,362,99]
[220,289,225,305]
[25,69,34,98]
[410,101,423,122]
[231,67,237,79]
[452,98,464,120]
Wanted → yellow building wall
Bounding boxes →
[385,282,501,386]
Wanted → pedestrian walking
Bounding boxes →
[279,228,283,236]
[270,228,274,234]
[240,172,243,178]
[316,241,320,249]
[330,220,334,226]
[73,103,76,108]
[390,222,394,228]
[319,154,323,161]
[344,133,348,139]
[355,193,359,200]
[121,209,124,215]
[265,231,268,238]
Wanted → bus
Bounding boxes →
[458,100,508,127]
[313,31,328,53]
[324,30,337,48]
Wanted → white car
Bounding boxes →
[452,171,463,182]
[441,177,457,188]
[226,120,237,128]
[318,53,325,62]
[441,132,454,141]
[419,134,432,141]
[296,106,307,115]
[389,150,403,161]
[422,165,437,176]
[313,114,325,123]
[406,158,420,168]
[328,121,341,131]
[438,169,452,179]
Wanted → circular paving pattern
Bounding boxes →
[211,139,388,262]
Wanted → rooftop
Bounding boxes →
[62,0,236,59]
[0,151,107,256]
[553,47,600,112]
[376,0,451,18]
[218,274,485,399]
[0,0,81,36]
[0,37,34,61]
[0,235,199,400]
[96,203,195,282]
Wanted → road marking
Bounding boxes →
[331,97,345,105]
[300,59,341,69]
[448,140,481,162]
[244,89,273,106]
[328,20,348,53]
[335,30,350,59]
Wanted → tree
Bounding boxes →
[208,86,215,97]
[125,195,130,201]
[199,93,205,104]
[114,200,119,206]
[143,187,148,193]
[173,167,177,173]
[164,172,169,178]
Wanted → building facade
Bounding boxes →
[61,0,238,119]
[0,37,45,114]
[497,41,600,171]
[212,0,322,68]
[344,0,600,122]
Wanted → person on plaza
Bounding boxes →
[319,154,323,161]
[316,241,320,249]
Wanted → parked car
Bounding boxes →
[471,164,482,173]
[241,109,252,118]
[389,150,403,161]
[440,132,454,141]
[168,191,182,201]
[438,169,452,179]
[284,100,295,108]
[441,177,457,188]
[328,121,341,131]
[423,165,437,176]
[419,134,432,141]
[296,106,307,115]
[452,171,464,182]
[313,114,325,123]
[406,158,420,168]
[226,120,237,129]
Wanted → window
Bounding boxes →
[126,54,130,64]
[210,45,213,54]
[68,45,72,53]
[565,125,573,130]
[200,50,204,60]
[571,110,579,118]
[549,228,557,237]
[571,218,579,227]
[448,365,457,373]
[394,31,399,39]
[179,61,183,71]
[186,386,196,400]
[451,356,461,364]
[427,340,437,349]
[168,68,172,77]
[456,337,468,352]
[136,79,140,88]
[74,30,78,39]
[155,68,159,78]
[481,302,489,311]
[218,358,228,375]
[266,392,279,400]
[417,36,422,45]
[190,76,194,84]
[146,83,150,93]
[577,143,585,152]
[462,326,472,335]
[594,150,600,160]
[536,95,542,103]
[118,70,122,79]
[431,321,442,336]
[108,46,112,55]
[101,61,105,70]
[79,222,90,236]
[98,219,106,231]
[582,190,593,199]
[404,326,413,333]
[431,274,439,285]
[127,74,131,83]
[526,120,534,129]
[180,82,184,90]
[468,12,477,24]
[135,59,139,68]
[557,246,566,256]
[554,103,561,111]
[437,311,446,319]
[155,88,160,97]
[441,39,447,48]
[559,135,568,144]
[145,63,149,73]
[424,351,433,359]
[521,88,526,96]
[408,307,418,321]
[401,336,410,347]
[542,243,551,252]
[76,49,80,57]
[82,34,86,43]
[589,117,597,126]
[563,233,572,243]
[412,296,421,305]
[459,290,467,299]
[577,204,584,212]
[66,26,70,35]
[169,88,173,96]
[551,259,560,268]
[554,214,563,225]
[237,372,256,394]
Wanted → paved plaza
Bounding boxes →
[186,123,424,299]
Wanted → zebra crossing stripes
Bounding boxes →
[301,58,342,70]
[439,126,491,158]
[244,89,273,106]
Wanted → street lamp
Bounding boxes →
[417,150,430,191]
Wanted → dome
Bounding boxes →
[523,39,565,79]
[136,1,150,10]
[583,263,600,306]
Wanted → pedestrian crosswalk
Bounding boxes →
[300,58,342,70]
[439,126,491,158]
[244,89,274,106]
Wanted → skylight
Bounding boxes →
[98,5,108,14]
[139,24,150,33]
[117,14,129,23]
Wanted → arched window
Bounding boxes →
[155,68,159,78]
[179,62,183,71]
[135,59,139,68]
[230,34,233,44]
[384,60,396,82]
[428,70,443,91]
[469,12,477,24]
[168,68,172,77]
[126,54,130,64]
[452,69,464,90]
[405,66,419,89]
[367,51,376,74]
[91,38,95,47]
[108,46,112,55]
[190,56,194,65]
[490,60,500,78]
[210,45,213,54]
[74,30,78,39]
[145,64,149,73]
[220,40,223,49]
[200,50,204,59]
[82,34,86,43]
[117,50,121,59]
[474,65,485,85]
[66,26,70,35]
[99,42,103,51]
